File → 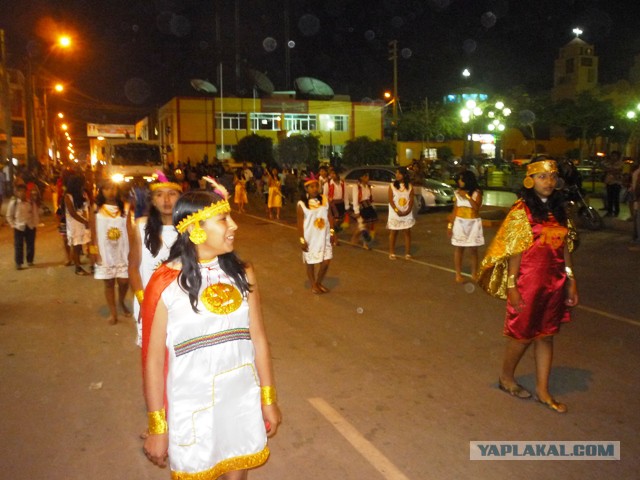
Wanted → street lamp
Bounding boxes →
[485,101,511,162]
[327,120,334,159]
[460,100,482,160]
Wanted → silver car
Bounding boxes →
[342,165,454,212]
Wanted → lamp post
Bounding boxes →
[486,101,511,162]
[327,120,334,160]
[460,100,482,161]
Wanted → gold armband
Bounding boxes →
[507,274,517,289]
[261,386,277,406]
[135,289,144,303]
[565,266,575,279]
[147,408,168,435]
[88,245,98,255]
[299,237,306,245]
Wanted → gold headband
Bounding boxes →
[176,200,231,234]
[150,182,182,192]
[526,160,558,177]
[304,179,319,186]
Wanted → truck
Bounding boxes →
[97,139,163,184]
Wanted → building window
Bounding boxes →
[284,114,317,131]
[566,58,575,74]
[250,113,281,131]
[327,115,348,132]
[216,112,247,130]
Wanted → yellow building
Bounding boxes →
[156,95,383,166]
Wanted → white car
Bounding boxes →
[342,166,454,212]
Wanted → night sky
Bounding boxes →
[2,0,640,131]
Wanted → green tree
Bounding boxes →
[277,134,320,170]
[235,134,274,165]
[396,101,464,141]
[550,92,616,158]
[342,137,395,167]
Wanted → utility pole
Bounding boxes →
[388,40,398,144]
[0,29,13,193]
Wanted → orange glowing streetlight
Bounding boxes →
[58,35,72,49]
[61,123,68,131]
[54,83,64,92]
[57,112,64,118]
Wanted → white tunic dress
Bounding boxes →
[161,259,269,478]
[94,205,129,280]
[451,191,485,247]
[387,184,416,230]
[299,196,333,265]
[134,221,178,345]
[65,193,91,246]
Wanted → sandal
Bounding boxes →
[535,396,568,413]
[405,254,412,260]
[498,379,532,399]
[318,285,330,293]
[389,254,397,260]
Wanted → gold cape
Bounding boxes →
[477,199,577,299]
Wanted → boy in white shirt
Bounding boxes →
[7,184,40,270]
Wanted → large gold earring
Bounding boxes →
[523,176,535,189]
[189,224,207,245]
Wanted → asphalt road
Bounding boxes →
[0,196,638,479]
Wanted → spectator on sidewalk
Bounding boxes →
[602,151,623,217]
[6,184,39,270]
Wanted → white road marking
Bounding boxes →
[245,213,638,327]
[308,397,410,480]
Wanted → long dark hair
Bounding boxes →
[95,181,125,216]
[393,167,411,190]
[520,157,568,225]
[455,170,481,195]
[65,174,87,210]
[144,202,164,257]
[167,190,251,313]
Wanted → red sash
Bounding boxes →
[141,264,180,406]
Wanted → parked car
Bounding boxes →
[342,165,454,213]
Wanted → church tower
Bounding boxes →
[552,36,598,101]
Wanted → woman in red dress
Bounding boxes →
[478,157,579,413]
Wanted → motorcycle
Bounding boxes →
[563,184,603,231]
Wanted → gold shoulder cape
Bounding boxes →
[477,199,577,299]
[477,199,533,299]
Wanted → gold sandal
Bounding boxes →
[535,396,568,413]
[498,379,532,399]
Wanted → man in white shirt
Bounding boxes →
[6,184,39,269]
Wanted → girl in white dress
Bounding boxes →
[64,173,92,276]
[90,181,130,325]
[387,168,415,259]
[128,174,182,345]
[448,170,484,282]
[297,174,336,294]
[142,181,281,478]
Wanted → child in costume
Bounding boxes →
[141,179,281,478]
[324,167,349,233]
[349,171,377,249]
[448,170,484,282]
[387,167,415,259]
[234,167,248,213]
[267,167,282,220]
[297,173,336,294]
[478,157,579,414]
[90,180,130,325]
[128,172,182,345]
[64,173,92,276]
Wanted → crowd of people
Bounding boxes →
[3,152,636,477]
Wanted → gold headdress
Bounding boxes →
[176,177,231,243]
[523,160,558,188]
[149,171,183,192]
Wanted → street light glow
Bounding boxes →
[465,100,476,109]
[573,28,583,38]
[462,68,471,78]
[503,108,512,116]
[58,35,72,48]
[54,83,64,92]
[61,123,68,130]
[495,101,504,110]
[57,112,64,118]
[627,111,636,119]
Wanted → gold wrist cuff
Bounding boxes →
[261,386,277,406]
[135,290,145,303]
[507,274,516,289]
[147,408,167,435]
[565,266,575,279]
[299,237,306,245]
[447,222,453,230]
[329,228,335,235]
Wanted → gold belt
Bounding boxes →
[456,207,478,219]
